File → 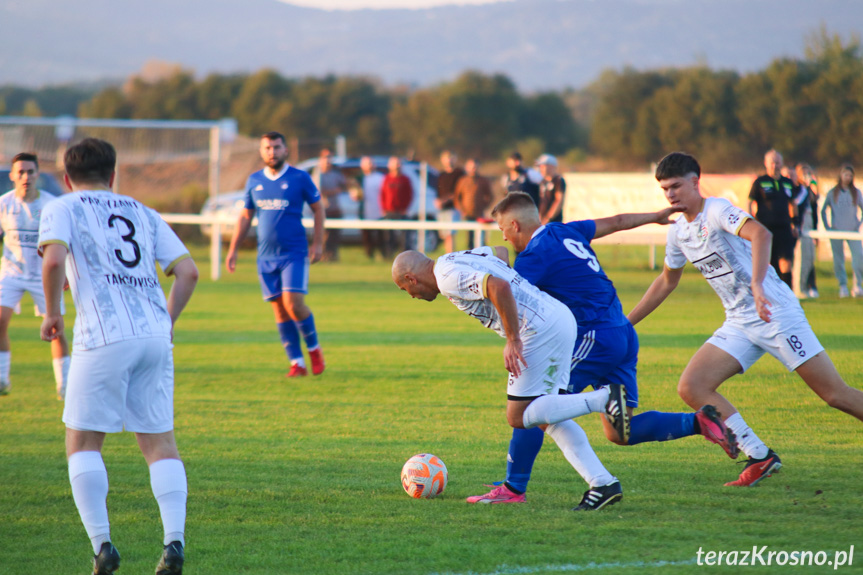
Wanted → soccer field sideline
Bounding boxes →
[1,244,861,574]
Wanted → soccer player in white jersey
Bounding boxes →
[0,153,70,398]
[629,152,863,487]
[39,138,198,574]
[393,249,629,510]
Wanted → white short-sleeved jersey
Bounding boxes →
[434,247,572,339]
[38,191,190,350]
[0,190,54,281]
[665,197,799,323]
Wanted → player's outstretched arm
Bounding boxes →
[40,243,68,342]
[226,208,254,272]
[309,200,325,264]
[627,265,683,326]
[592,206,685,239]
[486,276,526,376]
[166,257,199,327]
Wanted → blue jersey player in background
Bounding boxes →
[464,192,738,507]
[226,131,326,377]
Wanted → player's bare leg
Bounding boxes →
[678,343,779,485]
[795,352,863,421]
[677,342,741,417]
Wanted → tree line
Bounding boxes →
[2,28,860,171]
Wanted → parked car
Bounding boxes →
[0,167,65,197]
[201,156,440,250]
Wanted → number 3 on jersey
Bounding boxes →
[563,239,600,272]
[108,214,142,268]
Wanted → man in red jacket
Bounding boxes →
[380,156,414,257]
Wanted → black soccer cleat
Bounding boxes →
[93,542,120,575]
[604,384,630,444]
[572,480,623,511]
[155,540,184,575]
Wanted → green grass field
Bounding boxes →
[1,240,861,574]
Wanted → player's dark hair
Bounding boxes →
[262,131,286,144]
[64,138,116,185]
[655,152,701,181]
[492,192,537,218]
[11,152,38,169]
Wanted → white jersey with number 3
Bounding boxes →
[38,191,190,350]
[665,197,799,323]
[434,247,571,339]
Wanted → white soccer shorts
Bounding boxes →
[707,307,824,373]
[507,309,576,398]
[63,337,175,434]
[0,275,64,316]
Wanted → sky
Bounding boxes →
[279,0,508,9]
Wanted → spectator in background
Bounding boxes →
[792,163,820,299]
[748,149,797,288]
[536,154,566,224]
[436,150,464,253]
[821,164,863,298]
[317,148,347,262]
[454,158,493,249]
[503,151,541,207]
[380,156,413,257]
[358,156,386,261]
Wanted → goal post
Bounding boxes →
[0,115,236,280]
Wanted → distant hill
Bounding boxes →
[2,0,861,91]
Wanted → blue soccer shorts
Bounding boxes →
[567,322,639,408]
[258,255,309,301]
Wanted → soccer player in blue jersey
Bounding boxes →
[465,192,738,506]
[226,132,326,377]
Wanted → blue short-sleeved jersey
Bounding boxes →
[244,165,321,262]
[513,221,629,330]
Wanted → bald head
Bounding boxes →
[392,250,439,301]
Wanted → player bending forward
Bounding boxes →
[393,249,629,510]
[0,153,70,399]
[465,192,737,506]
[40,138,198,574]
[629,151,863,487]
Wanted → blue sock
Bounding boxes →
[628,411,696,445]
[276,321,303,362]
[296,314,319,350]
[504,426,545,493]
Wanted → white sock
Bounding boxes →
[150,458,187,547]
[68,451,111,554]
[0,350,10,382]
[725,412,769,460]
[291,358,306,368]
[53,356,71,395]
[546,419,616,488]
[522,387,610,429]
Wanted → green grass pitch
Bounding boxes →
[1,240,861,574]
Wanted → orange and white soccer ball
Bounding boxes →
[401,453,448,499]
